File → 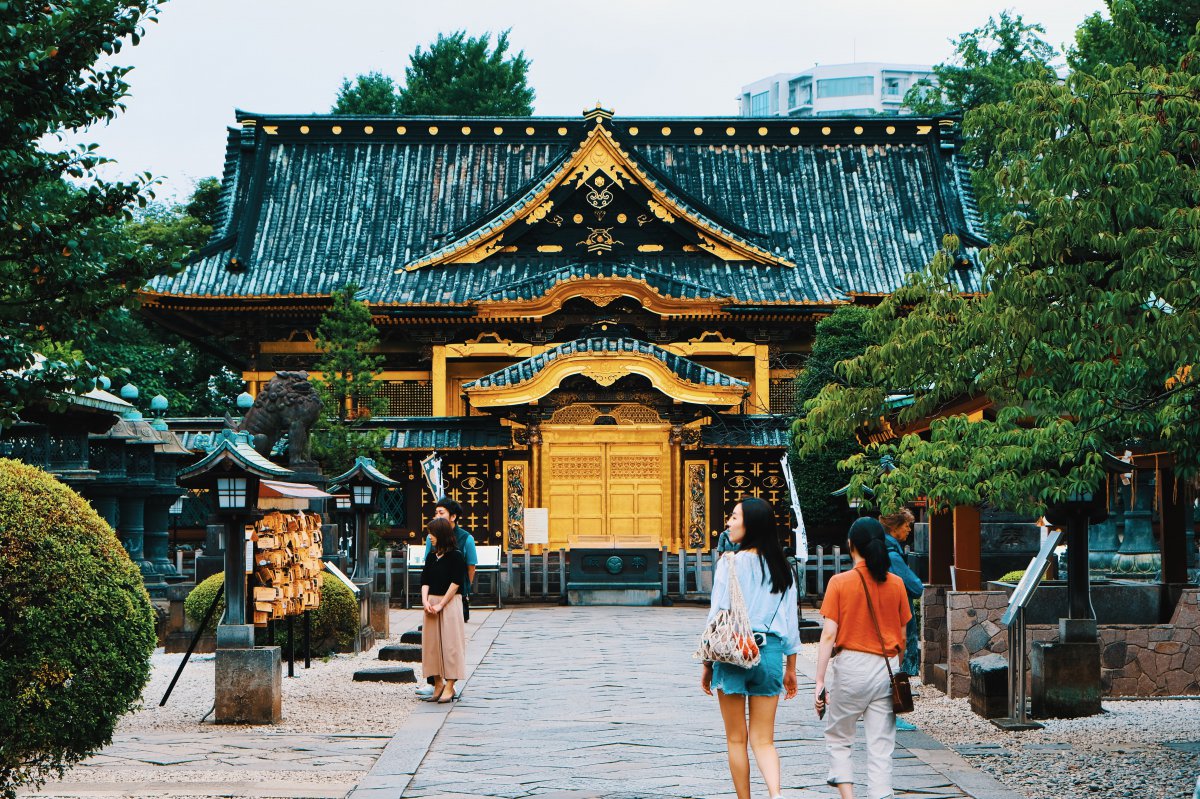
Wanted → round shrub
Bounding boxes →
[183,572,224,635]
[0,459,156,798]
[998,569,1026,583]
[185,571,359,655]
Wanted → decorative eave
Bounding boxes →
[400,118,794,272]
[177,429,294,483]
[327,456,401,490]
[462,337,748,409]
[475,273,729,320]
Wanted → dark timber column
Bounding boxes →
[952,505,982,590]
[928,509,953,585]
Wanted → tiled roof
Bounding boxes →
[146,113,984,307]
[701,416,792,448]
[463,337,748,391]
[169,418,511,452]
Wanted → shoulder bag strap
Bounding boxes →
[857,570,897,683]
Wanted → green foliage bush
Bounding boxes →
[185,571,359,655]
[998,570,1026,583]
[0,459,156,798]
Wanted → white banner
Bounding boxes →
[420,451,443,501]
[780,453,809,563]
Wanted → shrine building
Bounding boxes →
[142,107,984,553]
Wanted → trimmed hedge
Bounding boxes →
[185,570,359,655]
[0,459,156,799]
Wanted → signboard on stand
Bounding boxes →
[523,508,549,545]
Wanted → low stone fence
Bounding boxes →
[923,586,1200,699]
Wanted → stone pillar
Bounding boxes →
[144,495,182,581]
[1110,469,1161,578]
[118,494,153,577]
[90,495,120,531]
[215,646,282,724]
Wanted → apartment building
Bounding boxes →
[740,62,934,117]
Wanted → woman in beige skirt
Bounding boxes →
[420,517,468,703]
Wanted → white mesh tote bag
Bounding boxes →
[695,552,761,668]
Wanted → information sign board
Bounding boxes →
[1001,529,1062,626]
[523,508,549,545]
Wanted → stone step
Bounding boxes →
[352,666,416,683]
[400,630,422,644]
[378,643,422,662]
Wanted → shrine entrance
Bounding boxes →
[540,424,670,550]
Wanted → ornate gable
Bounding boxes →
[402,108,794,271]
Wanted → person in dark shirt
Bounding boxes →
[420,518,468,703]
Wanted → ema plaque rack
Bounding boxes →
[251,510,325,626]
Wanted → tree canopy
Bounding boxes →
[398,30,534,115]
[331,30,535,117]
[1071,0,1200,74]
[73,178,242,416]
[796,21,1200,515]
[788,307,872,539]
[0,0,174,426]
[331,71,400,115]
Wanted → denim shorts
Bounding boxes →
[711,633,784,697]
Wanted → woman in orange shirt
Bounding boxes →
[814,517,911,799]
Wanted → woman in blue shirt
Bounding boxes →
[701,496,800,799]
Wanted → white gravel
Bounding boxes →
[909,681,1200,799]
[120,609,422,734]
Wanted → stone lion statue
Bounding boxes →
[229,371,324,468]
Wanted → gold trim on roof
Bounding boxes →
[464,349,747,409]
[475,275,728,320]
[401,121,793,272]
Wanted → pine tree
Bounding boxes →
[331,71,400,115]
[311,284,388,475]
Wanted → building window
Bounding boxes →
[788,79,812,108]
[750,91,770,116]
[816,76,874,99]
[883,77,905,97]
[379,380,433,416]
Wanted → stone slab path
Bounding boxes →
[351,606,1024,799]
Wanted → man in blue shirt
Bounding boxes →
[424,497,478,606]
[416,497,478,699]
[880,509,923,676]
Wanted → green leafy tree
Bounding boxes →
[797,29,1200,515]
[1070,0,1200,73]
[397,30,534,115]
[904,12,1059,115]
[75,179,243,416]
[0,459,156,798]
[904,12,1060,236]
[789,307,873,542]
[311,284,387,475]
[331,71,400,115]
[0,0,174,426]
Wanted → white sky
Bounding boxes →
[79,0,1106,201]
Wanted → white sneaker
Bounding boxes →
[415,685,435,697]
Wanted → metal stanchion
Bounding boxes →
[287,615,296,678]
[303,610,311,669]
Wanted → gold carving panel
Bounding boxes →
[714,458,792,549]
[550,455,603,481]
[609,455,663,480]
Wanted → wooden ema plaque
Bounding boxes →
[251,510,324,626]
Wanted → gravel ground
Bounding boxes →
[120,610,421,734]
[909,681,1200,799]
[28,610,424,797]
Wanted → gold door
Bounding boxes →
[541,425,670,549]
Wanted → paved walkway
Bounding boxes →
[351,606,1023,799]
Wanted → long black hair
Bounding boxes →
[848,516,890,582]
[737,496,793,594]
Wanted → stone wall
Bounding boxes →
[933,587,1200,698]
[920,586,947,690]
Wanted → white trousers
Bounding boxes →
[823,649,898,799]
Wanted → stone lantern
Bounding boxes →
[177,429,294,724]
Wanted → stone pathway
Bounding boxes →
[352,606,1024,799]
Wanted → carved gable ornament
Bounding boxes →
[401,114,794,271]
